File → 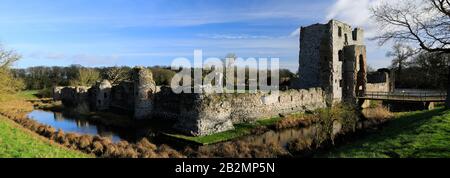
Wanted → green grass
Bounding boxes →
[320,108,450,158]
[166,116,285,145]
[16,90,40,100]
[0,116,92,158]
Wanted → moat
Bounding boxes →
[26,108,366,155]
[27,110,175,144]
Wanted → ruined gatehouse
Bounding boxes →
[291,19,367,104]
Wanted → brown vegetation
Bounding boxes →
[362,106,394,121]
[274,114,318,130]
[184,139,289,158]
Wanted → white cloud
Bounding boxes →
[325,0,383,38]
[290,28,300,37]
[326,0,392,69]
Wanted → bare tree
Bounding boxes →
[103,67,130,85]
[372,0,450,108]
[70,68,100,86]
[386,43,416,83]
[0,45,21,69]
[0,45,24,96]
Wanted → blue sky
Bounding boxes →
[0,0,390,71]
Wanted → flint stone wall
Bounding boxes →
[60,86,90,107]
[153,88,326,136]
[133,67,157,120]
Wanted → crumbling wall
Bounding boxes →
[53,87,64,101]
[60,86,90,107]
[133,67,157,120]
[342,45,367,103]
[110,81,135,113]
[88,80,112,111]
[162,88,326,136]
[293,23,329,89]
[367,70,392,92]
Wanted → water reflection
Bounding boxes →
[28,110,123,142]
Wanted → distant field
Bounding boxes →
[321,108,450,158]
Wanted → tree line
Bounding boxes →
[11,64,295,91]
[385,44,449,90]
[11,65,178,90]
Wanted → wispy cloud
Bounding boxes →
[197,33,272,40]
[24,51,120,66]
[325,0,395,69]
[325,0,382,38]
[71,54,119,66]
[289,28,300,37]
[0,0,330,28]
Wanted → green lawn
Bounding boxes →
[0,116,92,158]
[166,116,285,145]
[16,90,40,100]
[320,108,450,158]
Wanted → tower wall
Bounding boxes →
[294,19,366,105]
[133,67,157,120]
[342,45,367,103]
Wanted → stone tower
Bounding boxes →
[292,19,367,105]
[132,67,157,120]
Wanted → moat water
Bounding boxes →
[27,109,179,144]
[27,109,375,157]
[28,110,125,142]
[26,109,321,150]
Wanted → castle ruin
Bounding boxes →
[292,20,367,104]
[54,20,377,136]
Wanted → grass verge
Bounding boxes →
[320,108,450,158]
[0,115,92,158]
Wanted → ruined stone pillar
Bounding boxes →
[133,67,157,120]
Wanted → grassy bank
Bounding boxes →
[320,108,450,158]
[0,115,91,158]
[166,116,285,145]
[0,91,91,158]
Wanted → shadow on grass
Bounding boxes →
[318,108,449,158]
